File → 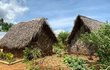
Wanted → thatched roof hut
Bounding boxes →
[0,18,57,57]
[66,15,103,55]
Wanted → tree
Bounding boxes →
[0,18,13,32]
[58,31,69,43]
[0,18,4,23]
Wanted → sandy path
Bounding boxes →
[0,62,26,70]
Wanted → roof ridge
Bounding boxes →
[32,17,47,21]
[78,15,104,23]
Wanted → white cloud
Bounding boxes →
[54,29,65,37]
[49,17,75,31]
[49,17,75,36]
[0,0,29,22]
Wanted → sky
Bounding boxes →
[0,0,110,34]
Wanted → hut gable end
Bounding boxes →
[0,18,57,49]
[67,15,103,44]
[66,15,104,55]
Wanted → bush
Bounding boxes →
[23,47,42,70]
[0,52,14,62]
[23,47,32,62]
[23,47,41,62]
[80,24,110,64]
[31,48,41,59]
[6,53,14,63]
[0,52,5,59]
[53,43,64,57]
[63,55,87,70]
[53,47,62,57]
[58,31,69,43]
[80,23,110,69]
[26,60,40,70]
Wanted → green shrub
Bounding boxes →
[0,52,5,59]
[80,24,110,64]
[23,47,42,70]
[6,53,14,63]
[23,47,41,62]
[58,31,69,43]
[56,31,69,53]
[31,48,41,59]
[54,47,62,57]
[23,47,32,62]
[79,23,110,69]
[63,55,87,70]
[0,52,14,62]
[26,60,40,70]
[53,43,63,57]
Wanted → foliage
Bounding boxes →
[63,55,87,70]
[58,31,69,43]
[32,48,41,59]
[53,32,68,57]
[0,22,13,32]
[24,47,42,70]
[5,53,14,63]
[80,24,110,64]
[53,32,69,57]
[53,44,62,57]
[53,43,64,57]
[23,47,32,62]
[0,52,14,62]
[89,66,96,70]
[23,47,41,62]
[0,52,6,59]
[26,60,40,70]
[79,23,110,69]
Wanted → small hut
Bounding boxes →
[0,18,57,58]
[66,15,103,55]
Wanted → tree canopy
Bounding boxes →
[58,31,69,43]
[0,18,13,32]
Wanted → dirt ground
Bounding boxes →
[0,54,98,70]
[36,55,71,70]
[0,62,26,70]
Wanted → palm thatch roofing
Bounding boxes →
[0,18,57,49]
[67,15,104,44]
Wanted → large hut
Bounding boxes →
[66,15,103,55]
[0,18,57,58]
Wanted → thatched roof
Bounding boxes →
[0,18,57,49]
[67,15,104,44]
